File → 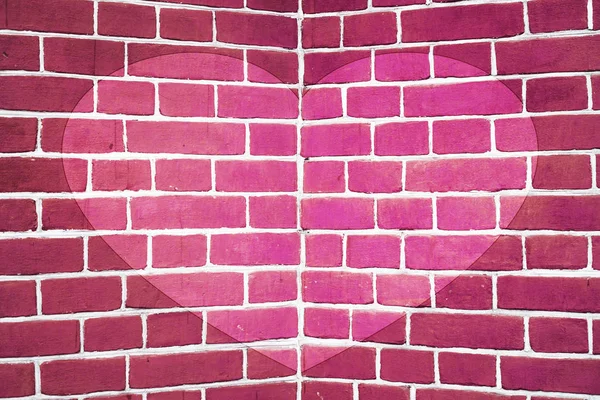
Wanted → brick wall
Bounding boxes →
[0,0,600,399]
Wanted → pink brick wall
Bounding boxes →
[0,0,600,399]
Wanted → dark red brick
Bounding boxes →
[0,35,39,71]
[41,357,125,395]
[0,238,83,275]
[302,17,341,48]
[533,155,591,189]
[0,199,36,232]
[160,8,213,42]
[216,12,297,49]
[528,0,588,33]
[0,77,93,112]
[42,277,122,314]
[98,2,156,39]
[526,76,588,111]
[44,38,124,76]
[343,12,397,46]
[2,0,93,34]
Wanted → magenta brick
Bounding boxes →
[152,235,207,268]
[42,198,127,230]
[303,271,373,304]
[0,320,79,357]
[42,118,124,153]
[594,76,600,109]
[0,363,34,397]
[249,271,297,303]
[147,392,199,400]
[42,277,121,314]
[381,349,434,383]
[343,12,397,46]
[305,234,343,267]
[302,88,343,120]
[88,235,147,271]
[147,312,203,348]
[347,86,400,118]
[41,357,125,395]
[0,199,37,232]
[347,235,401,269]
[529,317,588,353]
[247,348,297,379]
[0,281,36,317]
[250,124,297,156]
[211,233,300,265]
[303,381,352,400]
[159,83,214,117]
[348,161,402,193]
[402,3,523,42]
[526,235,588,270]
[433,119,491,154]
[302,124,370,156]
[375,121,429,156]
[302,17,341,48]
[595,320,600,354]
[533,155,592,189]
[216,161,296,192]
[304,308,349,339]
[250,196,297,228]
[437,197,496,230]
[435,275,493,310]
[98,2,156,38]
[303,161,345,193]
[84,316,142,352]
[377,274,431,307]
[2,0,93,34]
[218,85,298,119]
[248,50,299,84]
[375,49,430,82]
[304,51,370,84]
[528,0,587,33]
[303,0,367,13]
[527,77,588,112]
[207,383,296,400]
[302,346,375,379]
[98,80,155,115]
[434,42,491,77]
[417,389,526,400]
[160,8,212,42]
[92,160,151,191]
[155,159,211,192]
[207,308,297,343]
[154,0,243,7]
[216,12,297,49]
[359,384,410,400]
[301,198,374,230]
[248,0,298,11]
[0,117,37,152]
[0,238,83,275]
[44,38,124,76]
[439,352,496,387]
[0,35,39,71]
[352,310,406,344]
[377,198,433,230]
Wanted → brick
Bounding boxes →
[2,0,93,34]
[347,86,400,118]
[375,122,429,156]
[303,0,367,13]
[353,311,406,344]
[84,316,142,351]
[377,274,430,306]
[42,277,122,314]
[347,235,401,269]
[437,197,496,230]
[406,158,526,192]
[595,320,600,354]
[305,234,343,267]
[498,276,600,312]
[218,85,298,119]
[248,0,298,11]
[404,81,522,117]
[147,312,203,348]
[435,275,493,310]
[594,76,600,109]
[152,0,243,7]
[97,80,155,115]
[0,281,36,317]
[211,233,300,265]
[0,76,93,112]
[147,392,199,400]
[496,35,600,74]
[439,352,496,387]
[348,161,402,193]
[532,155,591,189]
[206,383,296,400]
[0,320,79,357]
[0,238,83,275]
[249,271,297,303]
[529,317,588,353]
[248,50,299,84]
[344,12,397,46]
[301,198,374,230]
[302,88,343,120]
[0,363,35,397]
[302,346,375,379]
[527,77,588,112]
[92,160,151,191]
[0,199,36,231]
[207,308,297,343]
[304,308,349,339]
[502,357,600,395]
[434,42,491,77]
[303,271,373,304]
[158,83,214,117]
[417,390,526,400]
[216,161,297,192]
[381,349,434,383]
[44,38,124,76]
[0,117,37,152]
[377,198,433,230]
[528,0,587,33]
[304,51,370,84]
[155,159,212,192]
[41,358,125,395]
[595,237,600,270]
[131,196,245,229]
[303,161,345,193]
[411,313,524,349]
[359,385,410,400]
[98,2,156,38]
[433,119,491,154]
[0,35,39,71]
[160,8,212,42]
[216,12,297,49]
[596,0,600,29]
[250,196,297,228]
[526,235,588,269]
[152,235,207,268]
[88,235,147,271]
[42,118,124,153]
[375,48,430,82]
[302,17,341,48]
[127,273,243,308]
[42,198,127,230]
[247,349,296,379]
[250,124,297,155]
[128,121,245,155]
[303,381,352,400]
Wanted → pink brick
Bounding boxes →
[594,76,600,110]
[347,235,401,269]
[348,161,402,193]
[439,352,497,387]
[216,161,297,192]
[44,38,123,76]
[305,234,343,267]
[304,308,350,339]
[528,0,588,33]
[526,77,588,112]
[375,122,429,156]
[0,199,37,232]
[347,86,400,118]
[302,346,375,379]
[248,0,297,12]
[42,277,122,314]
[352,311,406,344]
[302,17,341,49]
[0,117,37,152]
[147,312,202,348]
[216,12,297,49]
[41,357,125,395]
[2,0,93,35]
[303,381,352,400]
[378,198,433,230]
[218,85,298,119]
[248,50,299,84]
[435,275,493,310]
[303,0,367,13]
[247,348,297,379]
[249,196,297,228]
[437,197,496,230]
[595,237,600,270]
[375,49,430,82]
[0,281,36,317]
[97,81,155,115]
[98,2,156,38]
[207,383,295,400]
[155,159,212,192]
[92,160,151,191]
[532,156,592,196]
[526,235,588,270]
[250,124,297,156]
[434,42,491,78]
[0,363,34,397]
[84,316,142,351]
[160,8,212,42]
[0,238,83,275]
[248,271,297,303]
[381,349,434,383]
[377,274,431,307]
[359,384,410,400]
[302,88,343,120]
[0,320,79,357]
[211,233,300,265]
[0,158,87,193]
[301,198,374,230]
[433,119,491,154]
[42,118,124,153]
[88,235,147,271]
[304,51,371,85]
[207,308,297,343]
[302,123,370,156]
[343,12,397,46]
[159,83,214,117]
[303,271,373,304]
[303,161,345,193]
[152,235,207,268]
[42,198,127,230]
[529,317,588,353]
